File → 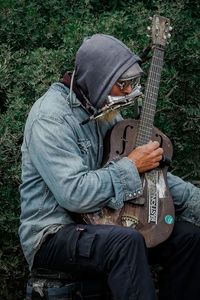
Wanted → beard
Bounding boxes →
[99,109,119,122]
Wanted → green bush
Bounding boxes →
[0,0,200,298]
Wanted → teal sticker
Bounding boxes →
[165,215,174,224]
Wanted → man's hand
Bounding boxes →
[128,141,163,173]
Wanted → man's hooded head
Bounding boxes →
[75,34,144,109]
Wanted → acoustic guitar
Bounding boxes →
[80,15,175,248]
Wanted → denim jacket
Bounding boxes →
[19,83,200,269]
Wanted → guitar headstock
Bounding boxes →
[149,15,172,48]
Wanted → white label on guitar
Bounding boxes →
[145,169,167,224]
[156,170,167,198]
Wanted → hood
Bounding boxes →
[74,34,142,109]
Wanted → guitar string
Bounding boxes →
[136,47,165,146]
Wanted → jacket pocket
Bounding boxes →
[77,230,97,258]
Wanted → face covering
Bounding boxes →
[75,34,143,109]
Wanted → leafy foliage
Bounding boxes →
[0,0,200,298]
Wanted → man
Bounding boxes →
[19,34,200,300]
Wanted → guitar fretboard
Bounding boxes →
[136,47,165,147]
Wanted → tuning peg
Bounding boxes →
[147,26,151,31]
[146,34,151,38]
[148,16,153,21]
[167,33,171,38]
[169,26,173,31]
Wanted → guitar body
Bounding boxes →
[82,119,175,248]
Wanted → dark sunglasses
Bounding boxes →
[116,77,140,91]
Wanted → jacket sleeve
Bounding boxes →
[28,116,142,213]
[167,172,200,226]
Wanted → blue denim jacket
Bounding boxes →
[19,83,200,269]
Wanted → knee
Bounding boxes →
[127,227,145,242]
[118,228,148,262]
[127,229,146,249]
[189,224,200,245]
[174,221,200,247]
[113,227,145,248]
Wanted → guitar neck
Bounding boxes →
[136,46,165,147]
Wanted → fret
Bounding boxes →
[141,113,157,120]
[151,54,164,60]
[149,65,163,71]
[136,137,152,147]
[140,106,157,117]
[151,57,163,62]
[139,126,153,135]
[151,61,163,67]
[137,134,152,140]
[142,110,156,117]
[148,72,162,79]
[142,107,157,112]
[142,102,157,109]
[140,117,156,124]
[145,83,159,90]
[146,78,160,85]
[143,96,158,103]
[142,111,156,117]
[137,130,152,137]
[146,76,161,83]
[151,59,164,65]
[144,91,159,98]
[137,128,152,135]
[142,98,157,104]
[148,72,163,79]
[150,62,163,68]
[141,111,156,118]
[148,70,163,78]
[138,131,153,139]
[137,125,153,133]
[147,72,162,79]
[139,117,154,125]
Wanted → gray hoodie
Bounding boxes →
[75,34,142,109]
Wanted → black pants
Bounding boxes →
[34,222,200,300]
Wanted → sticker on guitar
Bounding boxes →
[145,169,167,224]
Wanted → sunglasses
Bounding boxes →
[116,77,140,92]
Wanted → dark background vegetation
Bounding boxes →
[0,0,200,298]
